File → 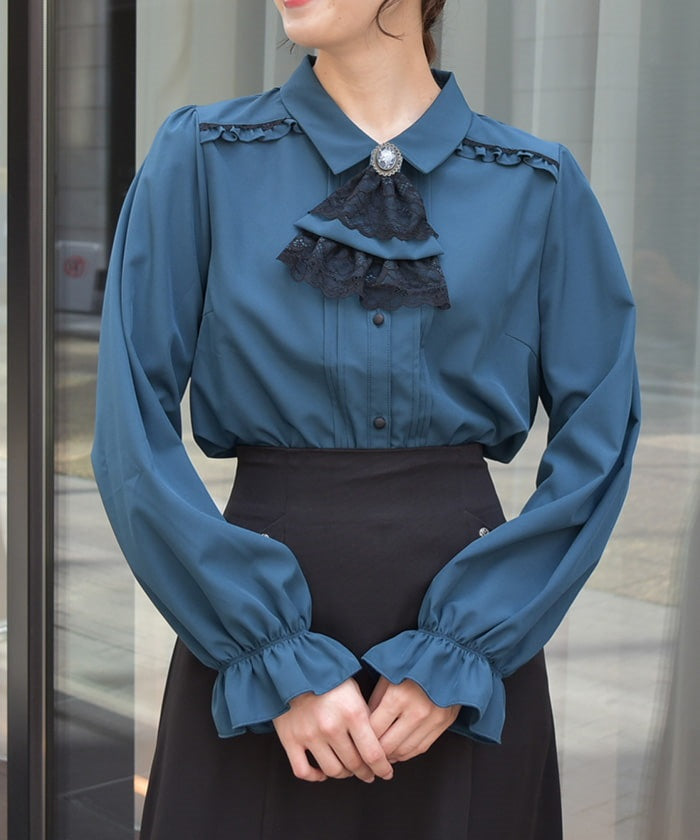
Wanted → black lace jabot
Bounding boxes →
[277,142,451,312]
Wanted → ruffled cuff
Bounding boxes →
[361,629,506,744]
[211,629,362,738]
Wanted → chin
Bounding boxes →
[281,24,325,51]
[280,18,337,52]
[278,1,380,53]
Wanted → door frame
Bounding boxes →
[7,0,54,836]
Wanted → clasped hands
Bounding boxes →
[272,676,460,783]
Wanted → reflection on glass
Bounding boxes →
[53,1,135,836]
[50,0,699,837]
[51,3,299,836]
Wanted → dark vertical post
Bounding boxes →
[108,0,136,249]
[7,0,53,836]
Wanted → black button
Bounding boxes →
[372,312,385,326]
[373,416,387,429]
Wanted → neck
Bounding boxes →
[313,39,441,144]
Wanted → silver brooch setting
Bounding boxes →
[370,142,403,177]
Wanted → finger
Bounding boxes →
[285,743,327,782]
[367,676,390,713]
[383,720,440,762]
[349,717,394,780]
[330,733,376,783]
[378,711,429,760]
[310,742,357,781]
[368,694,401,740]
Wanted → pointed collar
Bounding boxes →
[279,54,474,176]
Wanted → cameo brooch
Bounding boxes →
[370,142,404,177]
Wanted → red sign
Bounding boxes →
[64,255,86,278]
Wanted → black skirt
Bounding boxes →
[140,445,562,840]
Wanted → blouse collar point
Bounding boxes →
[280,55,474,176]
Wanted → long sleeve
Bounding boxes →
[91,106,362,738]
[361,145,641,743]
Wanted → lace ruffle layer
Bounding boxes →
[310,166,437,242]
[278,232,450,312]
[278,145,451,310]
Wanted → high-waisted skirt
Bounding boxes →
[140,445,562,840]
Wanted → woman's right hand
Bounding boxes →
[272,678,394,784]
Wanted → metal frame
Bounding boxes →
[7,0,54,836]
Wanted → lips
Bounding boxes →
[284,0,313,7]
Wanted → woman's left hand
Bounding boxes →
[367,676,460,763]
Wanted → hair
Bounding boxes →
[375,0,447,65]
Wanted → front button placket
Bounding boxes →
[367,307,391,446]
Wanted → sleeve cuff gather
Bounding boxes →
[212,629,362,737]
[361,628,506,744]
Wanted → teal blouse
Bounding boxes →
[91,55,640,744]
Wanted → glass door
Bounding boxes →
[50,2,300,835]
[53,5,137,834]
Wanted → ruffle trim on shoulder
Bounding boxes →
[278,232,450,312]
[456,137,560,179]
[212,628,362,738]
[199,117,301,144]
[361,628,506,743]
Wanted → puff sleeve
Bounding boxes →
[91,106,362,738]
[361,145,641,743]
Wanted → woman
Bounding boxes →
[91,1,641,838]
